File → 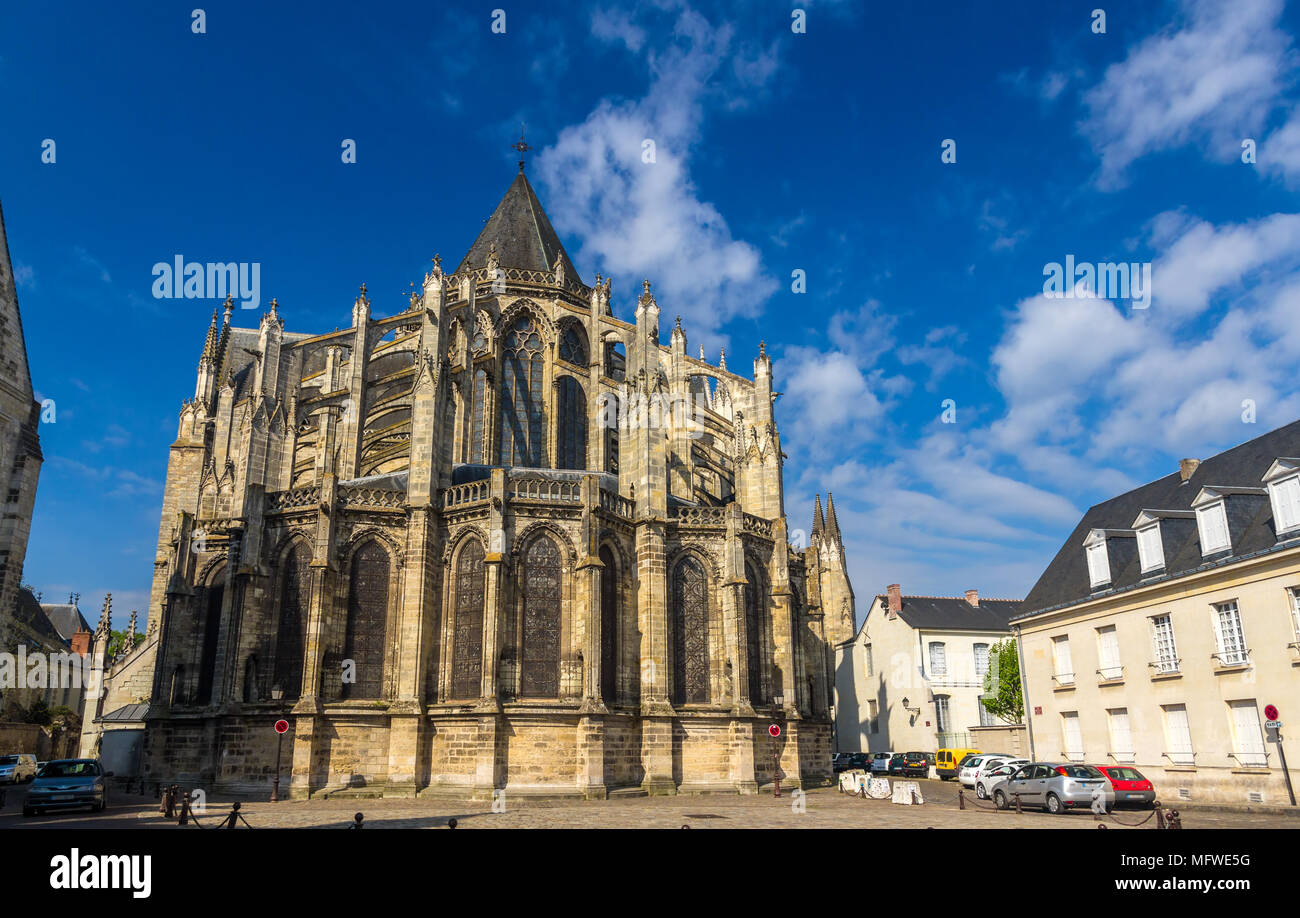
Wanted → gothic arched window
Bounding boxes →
[341,541,390,700]
[598,392,619,475]
[672,556,709,705]
[558,325,587,366]
[272,543,311,701]
[556,376,587,470]
[170,665,185,705]
[599,545,618,704]
[520,536,562,697]
[500,315,546,467]
[744,562,765,705]
[195,569,224,705]
[468,368,488,464]
[451,540,485,699]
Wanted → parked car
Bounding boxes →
[0,754,38,784]
[975,761,1024,800]
[936,747,980,780]
[960,754,1024,791]
[869,752,894,773]
[23,759,112,817]
[833,752,869,773]
[1095,765,1156,808]
[992,762,1114,814]
[899,752,930,778]
[887,752,907,775]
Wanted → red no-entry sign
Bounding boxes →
[768,724,781,737]
[274,719,289,734]
[1265,704,1279,721]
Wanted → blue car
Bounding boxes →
[23,758,112,817]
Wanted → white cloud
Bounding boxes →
[1080,0,1296,189]
[536,4,779,342]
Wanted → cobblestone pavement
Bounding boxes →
[1,779,1293,829]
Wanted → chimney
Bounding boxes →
[886,583,902,617]
[1179,458,1200,482]
[965,589,979,608]
[70,627,92,657]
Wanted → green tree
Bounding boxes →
[980,639,1024,724]
[106,628,144,659]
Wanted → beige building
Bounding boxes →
[1015,421,1300,807]
[834,584,1022,754]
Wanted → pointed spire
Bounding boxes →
[127,609,137,641]
[96,593,112,638]
[813,494,825,536]
[200,309,219,364]
[719,347,727,371]
[825,492,842,542]
[222,294,234,327]
[699,344,705,360]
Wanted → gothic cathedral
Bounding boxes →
[140,168,856,798]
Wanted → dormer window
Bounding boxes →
[1262,459,1300,537]
[1195,500,1230,555]
[1136,523,1164,573]
[1085,532,1110,588]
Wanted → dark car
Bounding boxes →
[887,752,906,775]
[833,752,869,773]
[899,752,931,777]
[23,758,112,817]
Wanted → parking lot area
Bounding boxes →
[1,777,1294,829]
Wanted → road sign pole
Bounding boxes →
[1275,730,1296,807]
[271,731,283,802]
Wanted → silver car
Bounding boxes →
[23,758,112,817]
[0,753,38,784]
[992,762,1115,814]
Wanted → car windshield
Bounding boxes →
[0,756,18,765]
[39,761,100,778]
[989,765,1013,775]
[1058,765,1103,779]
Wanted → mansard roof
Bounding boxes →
[456,171,580,282]
[872,594,1022,632]
[1018,417,1300,619]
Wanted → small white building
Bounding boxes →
[834,585,1022,754]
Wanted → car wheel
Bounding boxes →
[976,783,988,800]
[1046,792,1063,814]
[940,775,951,781]
[993,789,1007,810]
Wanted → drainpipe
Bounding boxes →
[1013,624,1036,761]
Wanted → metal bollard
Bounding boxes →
[350,812,364,829]
[1014,793,1022,814]
[223,801,242,828]
[958,787,965,810]
[1167,809,1182,829]
[178,790,191,825]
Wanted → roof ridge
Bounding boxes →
[876,593,1024,602]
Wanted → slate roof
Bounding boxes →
[875,595,1023,631]
[99,703,149,724]
[39,602,91,642]
[455,171,580,282]
[14,589,62,644]
[1018,418,1300,619]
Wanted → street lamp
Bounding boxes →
[270,687,284,803]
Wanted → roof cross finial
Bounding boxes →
[511,123,532,172]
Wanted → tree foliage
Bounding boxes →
[980,639,1024,724]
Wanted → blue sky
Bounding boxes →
[2,0,1299,625]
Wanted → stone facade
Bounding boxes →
[0,200,43,642]
[130,169,856,798]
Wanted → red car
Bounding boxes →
[1094,765,1156,808]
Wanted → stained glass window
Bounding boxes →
[468,368,487,464]
[195,578,224,705]
[558,325,587,366]
[451,540,485,699]
[672,556,709,705]
[744,563,764,704]
[273,544,311,700]
[500,315,546,467]
[341,541,390,700]
[520,537,562,697]
[600,546,618,704]
[557,376,587,470]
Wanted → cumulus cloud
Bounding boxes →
[536,4,779,342]
[1080,0,1296,189]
